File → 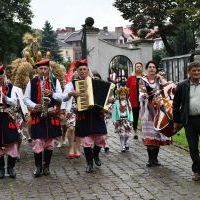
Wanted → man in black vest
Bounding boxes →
[0,65,20,179]
[24,59,62,177]
[63,60,107,173]
[173,61,200,181]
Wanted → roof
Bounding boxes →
[57,39,71,48]
[57,32,72,41]
[64,30,82,42]
[57,27,135,45]
[99,30,120,40]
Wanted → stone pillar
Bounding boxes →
[86,28,100,75]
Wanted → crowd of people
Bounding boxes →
[0,40,200,181]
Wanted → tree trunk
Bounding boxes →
[159,26,175,56]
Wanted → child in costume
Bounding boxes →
[112,86,133,152]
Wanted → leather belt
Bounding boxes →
[120,116,128,119]
[31,107,60,114]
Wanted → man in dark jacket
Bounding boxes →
[173,61,200,181]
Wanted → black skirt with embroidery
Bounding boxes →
[75,107,107,137]
[30,113,61,139]
[0,113,20,146]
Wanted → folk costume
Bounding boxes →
[24,59,62,177]
[139,75,171,167]
[61,95,82,158]
[63,60,107,173]
[112,87,133,152]
[0,66,20,179]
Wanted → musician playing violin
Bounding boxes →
[139,61,171,167]
[173,61,200,181]
[63,60,107,173]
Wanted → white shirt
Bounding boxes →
[4,86,18,107]
[62,82,74,102]
[120,100,128,117]
[189,83,200,115]
[13,86,29,115]
[23,79,63,109]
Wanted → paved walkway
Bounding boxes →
[0,121,200,200]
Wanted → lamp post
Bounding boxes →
[81,17,94,59]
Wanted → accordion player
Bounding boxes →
[75,77,115,111]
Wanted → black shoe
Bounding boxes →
[0,169,5,179]
[33,167,43,178]
[27,138,32,143]
[153,148,161,166]
[153,160,161,166]
[94,157,101,166]
[43,165,50,176]
[146,161,155,167]
[133,135,138,140]
[86,164,93,173]
[7,168,16,178]
[125,145,129,151]
[104,147,109,153]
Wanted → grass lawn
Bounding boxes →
[172,128,188,149]
[172,128,200,150]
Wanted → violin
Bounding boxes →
[153,82,176,137]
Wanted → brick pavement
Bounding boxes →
[0,121,200,200]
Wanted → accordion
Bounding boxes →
[75,77,115,111]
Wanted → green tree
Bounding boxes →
[153,49,169,67]
[62,57,71,72]
[41,21,63,62]
[113,0,200,56]
[0,0,33,63]
[169,24,196,55]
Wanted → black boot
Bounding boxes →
[84,147,93,173]
[93,145,102,166]
[7,156,16,178]
[153,147,161,166]
[43,149,53,176]
[33,152,43,178]
[146,148,154,167]
[104,147,109,153]
[0,156,5,179]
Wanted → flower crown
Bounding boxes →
[116,86,129,97]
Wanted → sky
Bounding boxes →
[30,0,131,31]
